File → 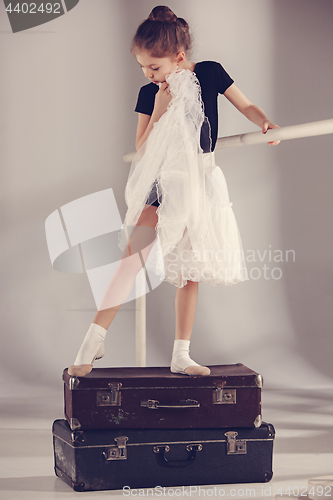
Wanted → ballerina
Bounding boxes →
[68,5,279,378]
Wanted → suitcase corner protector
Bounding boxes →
[264,471,273,482]
[70,418,81,431]
[254,414,262,428]
[255,373,263,388]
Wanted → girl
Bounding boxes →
[68,5,279,378]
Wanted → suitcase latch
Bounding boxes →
[213,382,236,404]
[225,431,247,455]
[103,436,128,460]
[96,383,122,406]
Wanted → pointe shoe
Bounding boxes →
[68,343,105,377]
[170,361,211,376]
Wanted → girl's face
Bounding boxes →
[136,51,182,85]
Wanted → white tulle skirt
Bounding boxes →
[118,68,249,288]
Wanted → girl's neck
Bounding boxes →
[179,60,196,72]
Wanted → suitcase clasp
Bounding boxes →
[103,436,128,460]
[97,383,122,406]
[213,382,236,404]
[225,431,247,455]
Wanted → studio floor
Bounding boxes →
[0,386,332,500]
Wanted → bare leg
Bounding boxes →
[172,280,210,376]
[94,204,158,328]
[175,280,199,340]
[68,205,158,376]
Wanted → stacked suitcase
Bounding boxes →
[52,363,275,492]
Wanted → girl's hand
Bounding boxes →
[262,120,281,145]
[153,82,172,117]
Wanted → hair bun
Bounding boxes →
[148,5,177,23]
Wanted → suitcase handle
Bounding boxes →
[140,399,200,409]
[153,444,202,468]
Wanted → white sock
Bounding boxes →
[73,323,107,366]
[170,339,201,371]
[170,339,211,376]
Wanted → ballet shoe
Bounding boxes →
[184,365,211,376]
[68,343,105,377]
[170,361,211,376]
[68,364,93,377]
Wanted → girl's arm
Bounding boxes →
[223,83,280,145]
[136,83,172,151]
[136,113,152,151]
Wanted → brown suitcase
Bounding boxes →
[63,363,262,431]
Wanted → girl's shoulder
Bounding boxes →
[135,82,158,115]
[194,60,227,73]
[138,82,159,94]
[194,61,234,95]
[195,60,221,67]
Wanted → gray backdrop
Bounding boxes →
[1,0,332,398]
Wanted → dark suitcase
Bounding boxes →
[53,419,275,492]
[63,364,262,431]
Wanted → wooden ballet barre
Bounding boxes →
[215,117,333,149]
[122,118,333,162]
